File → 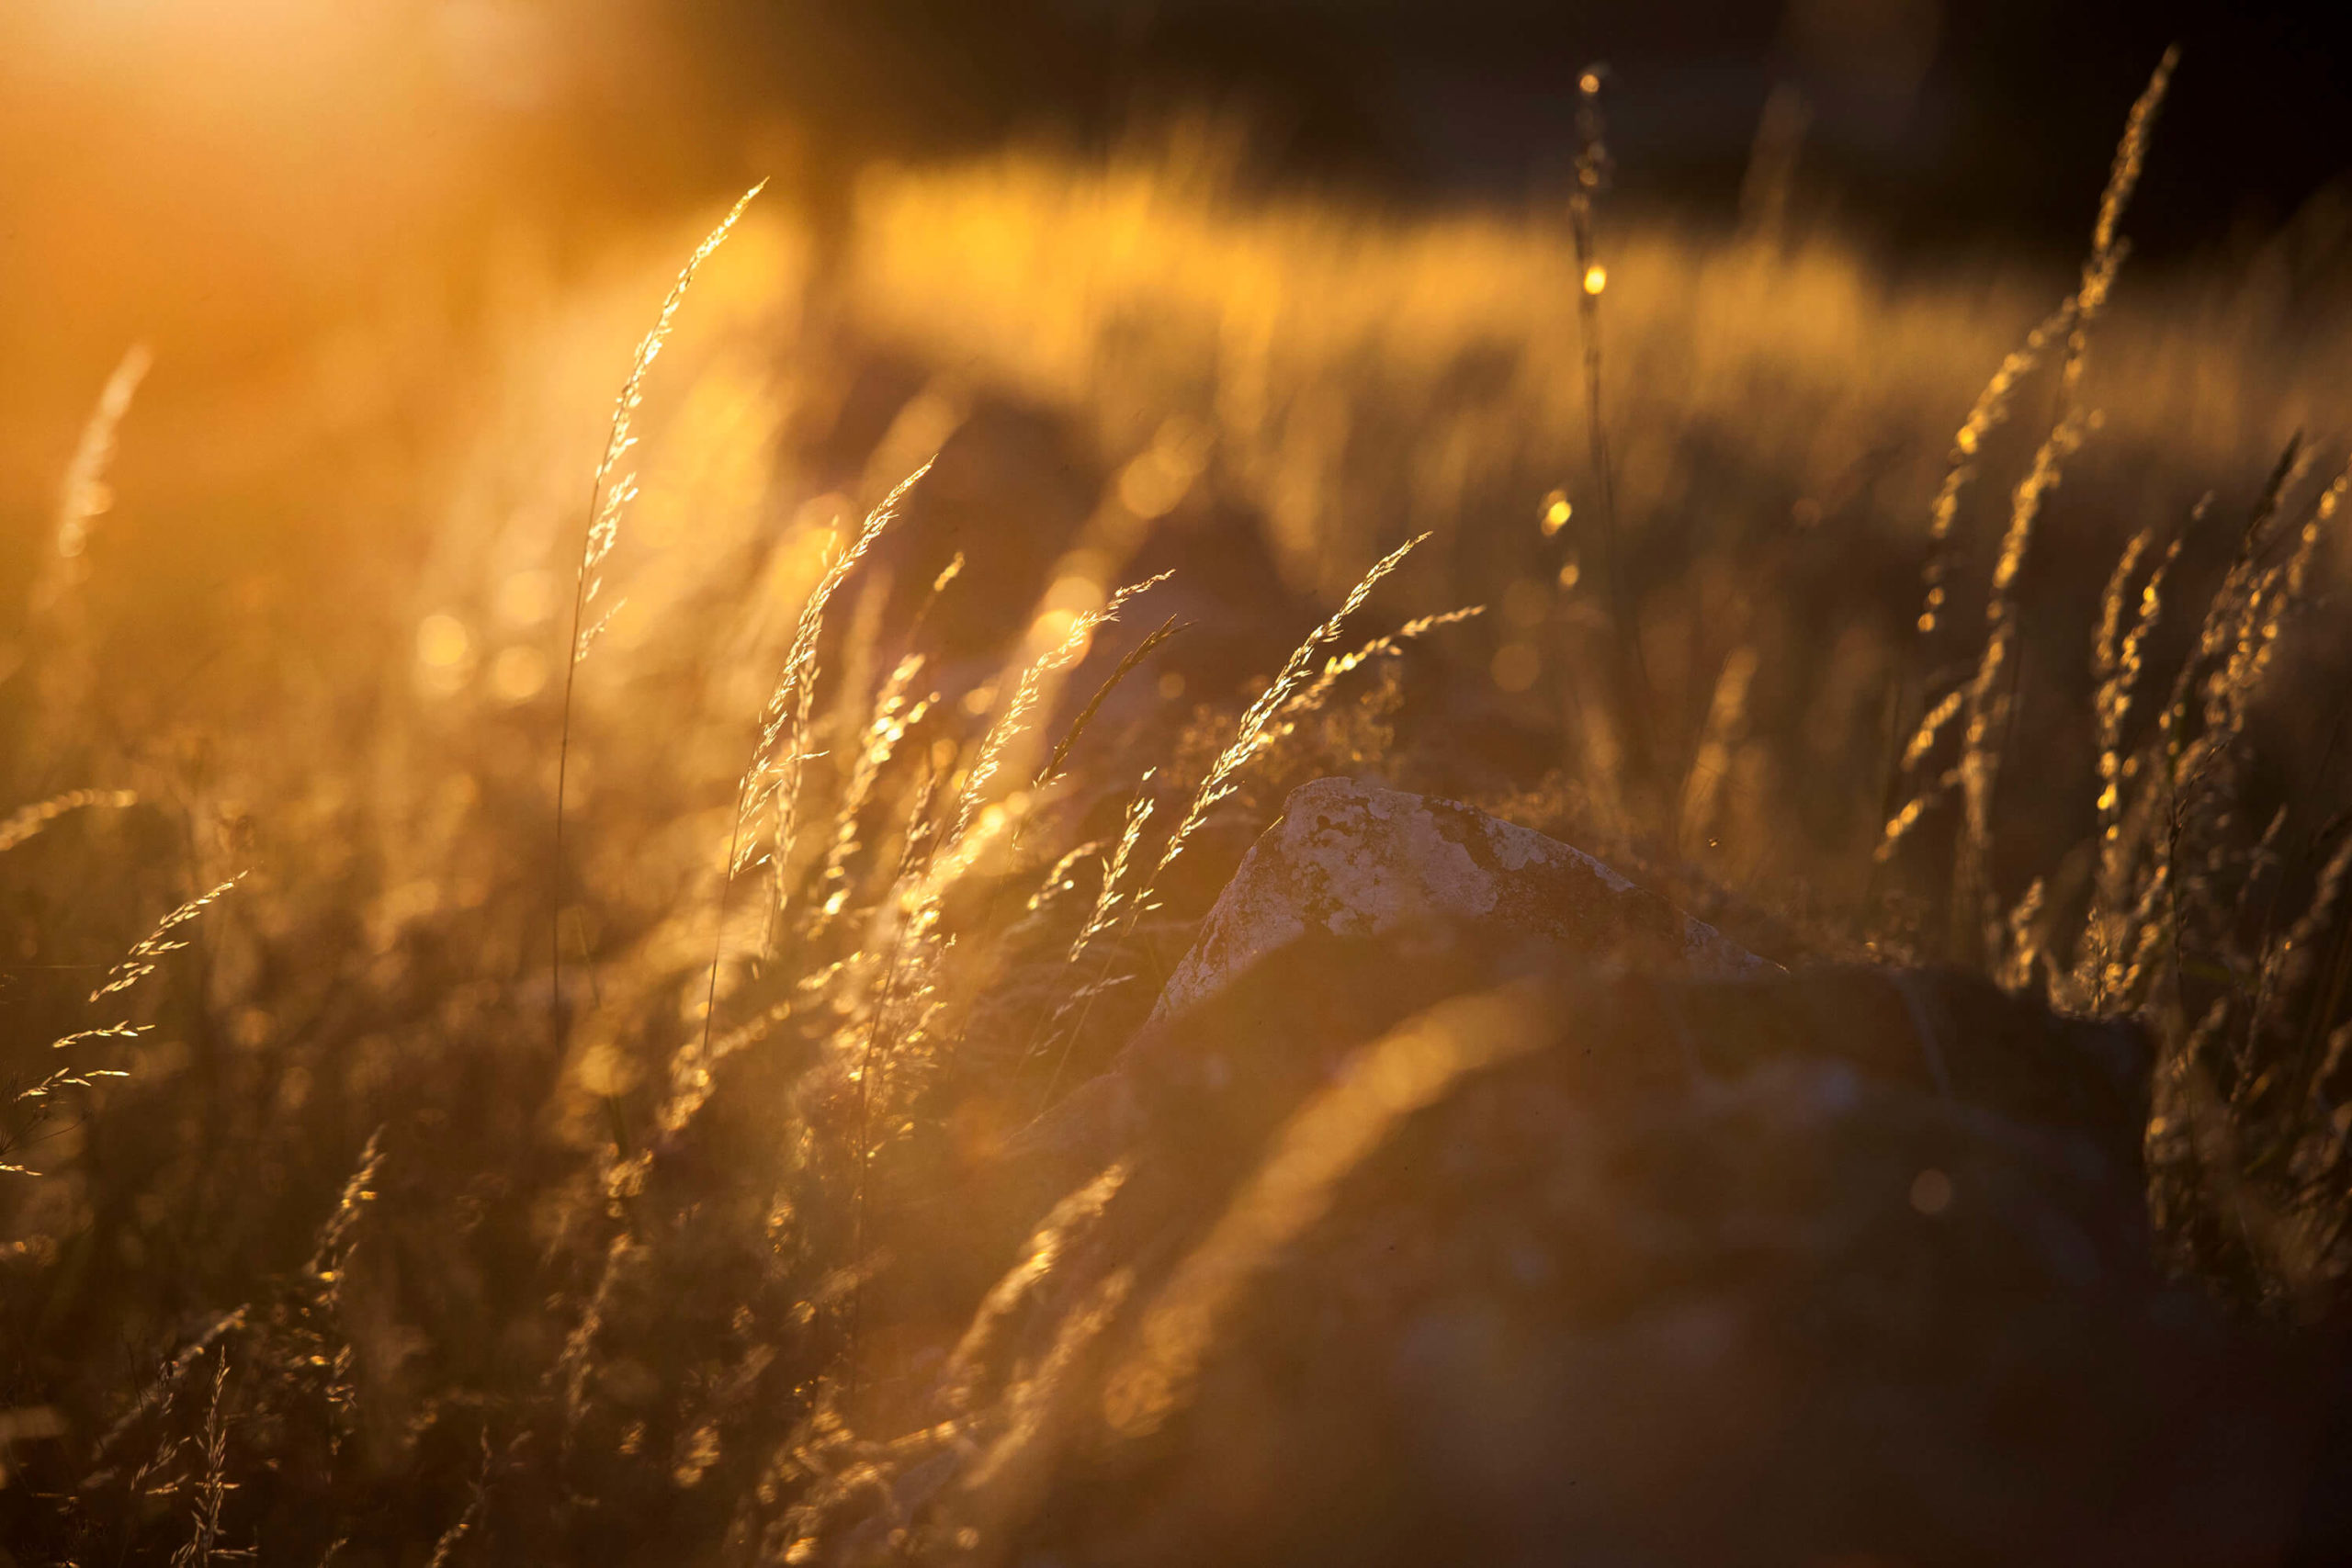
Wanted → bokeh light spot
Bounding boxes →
[490,644,549,703]
[1910,1168,1955,1216]
[495,568,557,626]
[1541,490,1573,536]
[1491,641,1541,693]
[417,613,471,669]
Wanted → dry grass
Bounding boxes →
[2,60,2350,1562]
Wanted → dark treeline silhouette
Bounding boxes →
[656,0,2352,260]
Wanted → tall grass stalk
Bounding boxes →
[743,466,930,911]
[1951,409,2088,958]
[1955,51,2174,931]
[551,183,763,1045]
[1564,63,1654,781]
[53,344,152,558]
[814,651,933,927]
[1910,302,2075,655]
[1287,605,1484,719]
[2061,47,2177,408]
[696,463,928,1062]
[1884,51,2177,942]
[950,570,1171,846]
[0,788,138,856]
[1036,615,1185,790]
[90,875,244,1005]
[1035,537,1430,1107]
[1146,533,1427,895]
[13,344,152,711]
[8,875,241,1176]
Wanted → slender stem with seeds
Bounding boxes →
[1565,62,1654,785]
[552,183,763,1052]
[693,464,928,1069]
[1036,615,1187,790]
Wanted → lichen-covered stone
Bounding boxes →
[1151,776,1766,1025]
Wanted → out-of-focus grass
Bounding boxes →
[848,136,2345,893]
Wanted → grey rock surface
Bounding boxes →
[1151,776,1768,1026]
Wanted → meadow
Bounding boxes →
[3,59,2351,1562]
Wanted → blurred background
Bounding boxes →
[3,0,2344,625]
[6,0,2349,471]
[3,0,2348,895]
[6,0,2350,909]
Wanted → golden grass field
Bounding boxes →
[5,56,2352,1561]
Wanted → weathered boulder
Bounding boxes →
[1151,777,1766,1024]
[768,790,2351,1568]
[990,780,1767,1199]
[978,965,2329,1568]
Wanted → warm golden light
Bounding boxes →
[416,613,470,669]
[495,570,558,627]
[5,30,2329,1560]
[490,645,549,703]
[1541,490,1573,536]
[1027,605,1082,648]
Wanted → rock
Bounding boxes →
[773,919,2352,1568]
[1149,777,1767,1027]
[986,973,2324,1568]
[981,780,1769,1217]
[765,788,2352,1568]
